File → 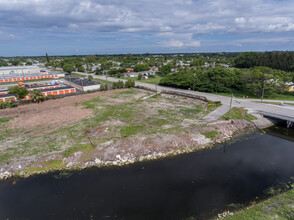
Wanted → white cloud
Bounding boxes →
[0,31,16,40]
[235,17,246,24]
[163,39,184,47]
[162,39,200,48]
[237,37,292,43]
[186,41,201,47]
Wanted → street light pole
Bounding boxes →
[193,73,196,91]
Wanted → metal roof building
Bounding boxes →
[0,66,41,75]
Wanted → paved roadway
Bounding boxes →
[77,72,294,122]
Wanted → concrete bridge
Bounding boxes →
[74,72,294,124]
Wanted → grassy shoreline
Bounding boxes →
[224,187,294,220]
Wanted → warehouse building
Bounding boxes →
[0,73,65,83]
[0,66,41,75]
[64,78,101,91]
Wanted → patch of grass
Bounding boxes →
[0,116,15,123]
[0,152,12,164]
[63,144,94,157]
[221,107,257,122]
[148,93,161,99]
[148,118,168,126]
[207,100,222,110]
[120,125,143,136]
[224,187,294,220]
[203,130,218,139]
[179,106,203,117]
[81,97,104,109]
[119,89,137,95]
[157,109,178,118]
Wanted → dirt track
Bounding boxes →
[0,89,127,132]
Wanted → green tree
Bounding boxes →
[88,75,93,80]
[63,63,75,75]
[190,57,205,67]
[95,68,102,75]
[11,60,21,66]
[138,73,143,80]
[85,55,97,64]
[158,64,172,76]
[99,84,108,91]
[242,67,278,97]
[125,79,135,88]
[8,86,29,106]
[0,60,8,67]
[112,80,124,89]
[133,63,149,72]
[45,62,52,67]
[30,89,44,103]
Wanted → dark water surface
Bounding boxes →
[0,126,294,220]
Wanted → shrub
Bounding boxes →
[46,94,57,100]
[100,84,108,91]
[0,99,15,109]
[125,79,135,88]
[112,80,124,89]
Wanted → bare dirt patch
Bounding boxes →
[0,89,128,133]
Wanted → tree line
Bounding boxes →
[234,51,294,71]
[159,67,294,97]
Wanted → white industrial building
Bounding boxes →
[0,66,41,75]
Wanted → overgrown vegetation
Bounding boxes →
[160,66,294,99]
[221,107,257,122]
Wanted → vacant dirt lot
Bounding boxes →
[1,89,127,132]
[0,88,255,179]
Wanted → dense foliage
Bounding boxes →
[133,63,149,72]
[30,89,44,103]
[157,64,172,76]
[8,86,29,105]
[63,63,75,74]
[107,68,127,77]
[234,51,294,71]
[160,67,294,97]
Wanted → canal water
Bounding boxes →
[0,125,293,220]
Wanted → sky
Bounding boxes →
[0,0,294,56]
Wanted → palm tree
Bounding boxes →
[30,89,44,103]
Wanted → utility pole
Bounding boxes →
[228,93,233,119]
[261,81,265,103]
